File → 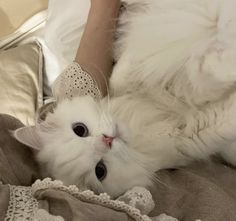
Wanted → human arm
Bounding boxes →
[75,0,121,96]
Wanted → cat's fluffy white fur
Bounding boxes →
[15,0,236,197]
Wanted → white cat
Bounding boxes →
[14,0,236,197]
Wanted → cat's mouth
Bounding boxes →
[102,134,114,148]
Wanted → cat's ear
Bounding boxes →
[13,126,42,150]
[37,101,56,123]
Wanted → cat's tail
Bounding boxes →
[113,0,236,105]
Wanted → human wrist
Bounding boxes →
[90,0,121,14]
[91,0,120,5]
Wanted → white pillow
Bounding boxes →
[40,0,90,94]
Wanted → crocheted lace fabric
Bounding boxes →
[4,185,38,221]
[4,185,63,221]
[4,179,180,221]
[52,62,102,102]
[117,186,155,215]
[32,178,154,221]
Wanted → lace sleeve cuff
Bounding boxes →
[52,62,102,102]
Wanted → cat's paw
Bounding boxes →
[185,40,236,104]
[188,41,236,84]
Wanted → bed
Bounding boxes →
[1,1,236,221]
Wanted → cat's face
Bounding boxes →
[14,96,152,197]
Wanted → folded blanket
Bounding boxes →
[2,178,177,221]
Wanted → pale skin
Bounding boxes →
[75,0,121,96]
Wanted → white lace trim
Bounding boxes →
[32,178,153,221]
[4,185,38,221]
[33,209,64,221]
[117,186,155,215]
[4,179,179,221]
[151,214,178,221]
[4,185,65,221]
[52,62,102,101]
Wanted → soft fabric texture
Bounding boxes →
[1,114,236,220]
[2,179,176,221]
[152,160,236,221]
[0,114,41,186]
[0,42,43,125]
[0,0,48,38]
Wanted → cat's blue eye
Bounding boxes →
[72,122,89,137]
[95,161,107,181]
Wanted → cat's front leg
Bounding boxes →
[179,94,236,165]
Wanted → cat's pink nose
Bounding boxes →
[102,135,114,148]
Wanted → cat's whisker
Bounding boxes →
[123,149,167,188]
[88,63,111,111]
[97,102,112,130]
[116,142,130,158]
[150,173,172,189]
[100,108,115,133]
